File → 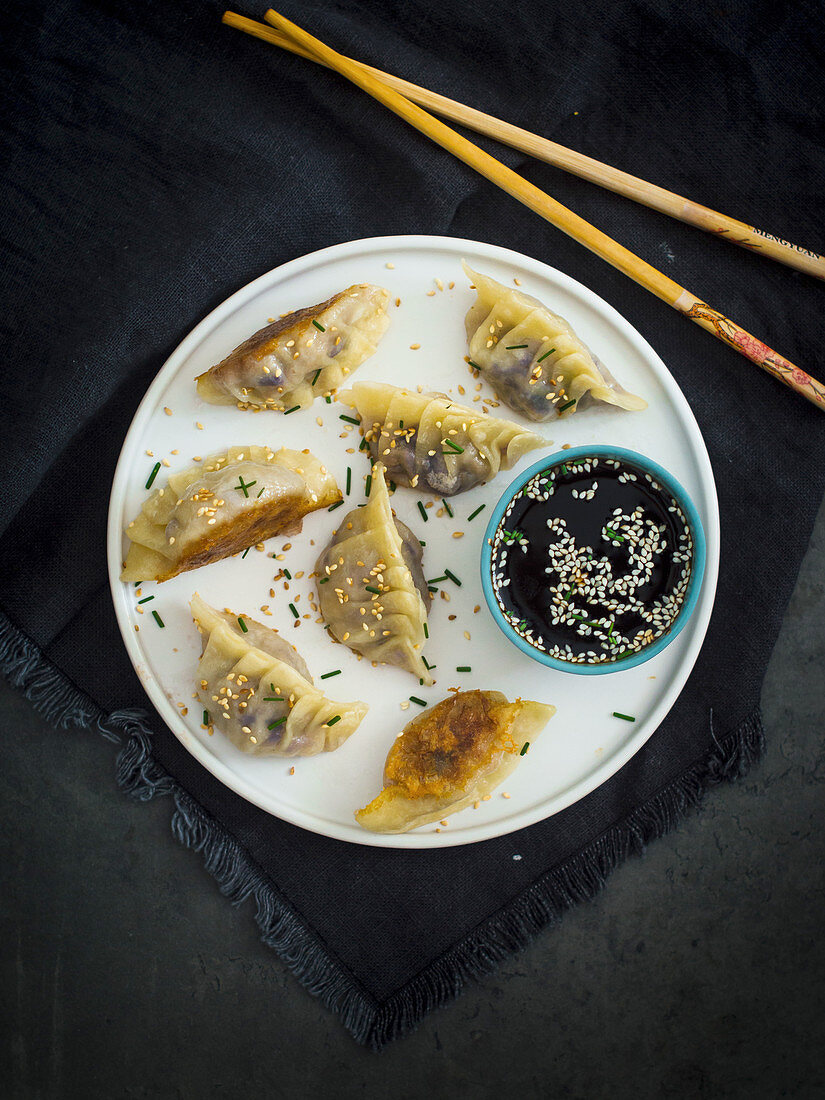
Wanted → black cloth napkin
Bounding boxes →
[2,0,823,1048]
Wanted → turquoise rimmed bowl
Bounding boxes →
[480,446,707,674]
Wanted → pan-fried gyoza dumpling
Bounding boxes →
[121,446,340,582]
[463,263,646,421]
[340,382,548,497]
[356,690,555,832]
[196,284,390,410]
[191,595,368,756]
[315,463,432,684]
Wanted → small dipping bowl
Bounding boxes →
[480,447,706,674]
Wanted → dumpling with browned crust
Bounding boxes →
[355,690,555,832]
[120,445,339,582]
[196,284,390,410]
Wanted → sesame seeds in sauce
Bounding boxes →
[490,457,694,664]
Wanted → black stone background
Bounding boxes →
[2,0,824,1093]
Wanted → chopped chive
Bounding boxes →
[399,419,404,429]
[320,669,341,679]
[613,711,636,722]
[137,595,154,604]
[456,666,471,672]
[419,678,424,685]
[419,539,426,547]
[345,467,351,494]
[134,581,142,588]
[442,498,454,517]
[311,367,322,386]
[328,499,344,512]
[288,603,299,619]
[417,501,428,522]
[325,714,342,727]
[256,487,265,498]
[442,439,464,455]
[241,546,252,559]
[202,709,210,725]
[365,473,372,497]
[561,464,569,475]
[444,568,462,587]
[339,413,360,425]
[237,616,248,633]
[558,398,577,412]
[312,319,325,331]
[359,436,370,451]
[468,504,486,521]
[365,584,380,594]
[427,575,448,584]
[263,696,280,701]
[145,462,161,489]
[284,404,301,414]
[605,527,625,542]
[423,623,429,638]
[537,347,556,363]
[325,395,331,404]
[267,715,288,730]
[409,696,427,707]
[283,568,291,580]
[505,343,528,349]
[570,612,603,628]
[234,476,256,497]
[152,610,164,628]
[428,586,437,594]
[389,481,396,492]
[520,741,530,755]
[422,657,435,670]
[319,576,330,584]
[467,360,481,369]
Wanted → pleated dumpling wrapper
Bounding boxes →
[463,263,646,421]
[315,463,432,684]
[121,445,340,582]
[340,381,548,497]
[196,284,390,411]
[356,690,555,833]
[191,595,368,756]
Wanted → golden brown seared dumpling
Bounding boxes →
[315,463,432,683]
[196,284,390,410]
[191,595,368,756]
[340,381,548,497]
[120,445,340,582]
[355,690,555,832]
[463,263,646,421]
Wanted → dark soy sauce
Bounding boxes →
[490,456,693,664]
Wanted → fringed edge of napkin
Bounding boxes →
[0,609,765,1050]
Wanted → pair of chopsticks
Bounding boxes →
[224,10,825,412]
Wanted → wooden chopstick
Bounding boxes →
[253,9,825,413]
[223,10,825,282]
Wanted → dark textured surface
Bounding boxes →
[2,500,823,1096]
[3,0,825,1085]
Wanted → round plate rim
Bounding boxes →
[106,233,720,849]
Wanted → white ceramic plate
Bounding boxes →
[107,235,719,849]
